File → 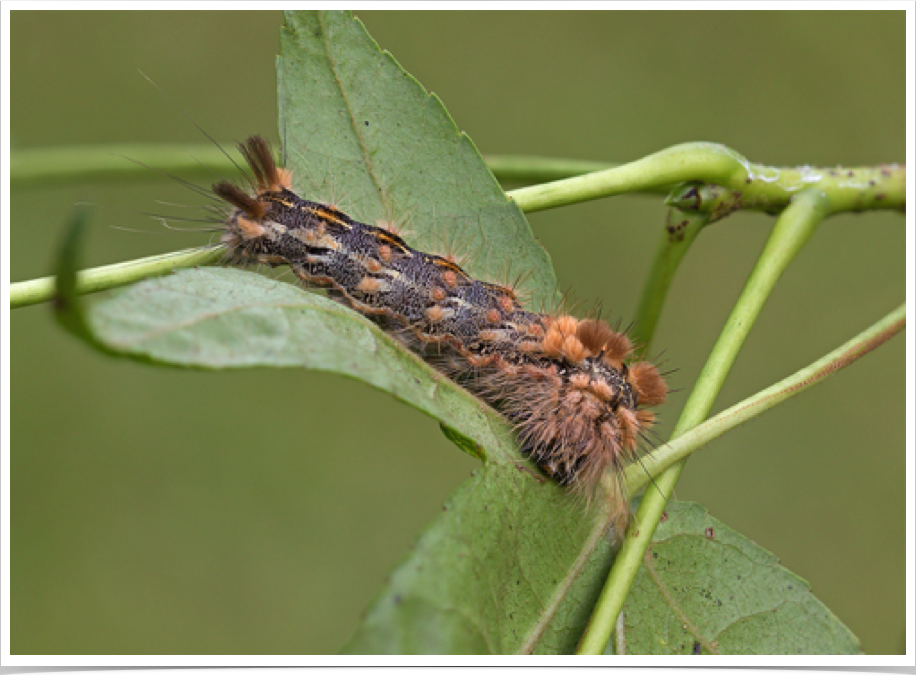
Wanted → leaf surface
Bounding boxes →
[620,501,862,655]
[78,264,516,464]
[277,11,558,307]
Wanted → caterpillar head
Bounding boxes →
[213,136,293,263]
[505,317,668,516]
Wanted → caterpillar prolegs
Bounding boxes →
[215,136,668,517]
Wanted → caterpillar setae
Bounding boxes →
[213,136,668,519]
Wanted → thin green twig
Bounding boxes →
[11,247,223,309]
[11,144,240,187]
[510,143,905,215]
[484,155,623,186]
[577,188,831,655]
[630,208,710,349]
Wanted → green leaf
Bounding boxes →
[620,501,862,655]
[277,11,557,308]
[343,461,619,655]
[53,208,97,342]
[77,265,518,465]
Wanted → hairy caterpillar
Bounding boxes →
[214,136,668,517]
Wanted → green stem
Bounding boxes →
[630,208,710,349]
[667,165,906,218]
[11,144,240,187]
[510,143,905,215]
[511,143,747,213]
[10,247,223,309]
[485,155,625,186]
[576,188,831,655]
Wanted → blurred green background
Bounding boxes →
[11,11,905,654]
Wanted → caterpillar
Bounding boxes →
[213,135,668,518]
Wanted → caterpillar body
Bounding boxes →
[214,136,667,516]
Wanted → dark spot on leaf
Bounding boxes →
[393,594,402,605]
[364,120,369,126]
[692,641,702,654]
